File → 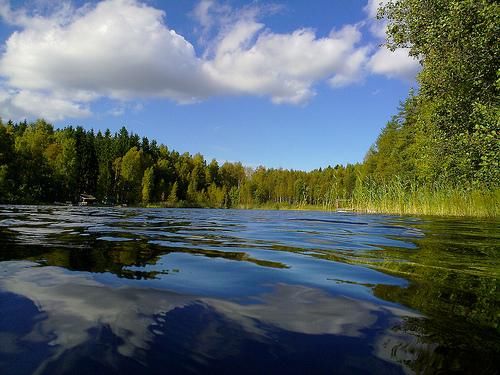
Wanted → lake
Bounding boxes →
[0,206,498,374]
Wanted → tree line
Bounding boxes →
[0,119,360,208]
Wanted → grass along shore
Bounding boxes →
[351,187,499,218]
[146,186,500,218]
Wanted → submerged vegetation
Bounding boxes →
[0,0,498,217]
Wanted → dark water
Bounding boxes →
[0,206,498,375]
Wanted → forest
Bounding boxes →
[0,119,359,209]
[0,0,498,216]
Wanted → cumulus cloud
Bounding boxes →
[1,0,215,99]
[368,47,420,80]
[193,0,369,103]
[0,0,219,120]
[0,87,91,120]
[203,22,369,104]
[0,0,417,121]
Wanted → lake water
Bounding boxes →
[0,206,498,374]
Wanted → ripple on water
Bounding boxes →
[0,205,498,374]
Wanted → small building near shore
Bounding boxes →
[79,194,97,206]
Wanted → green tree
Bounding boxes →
[167,181,178,206]
[142,166,155,204]
[95,129,115,201]
[206,159,220,186]
[120,147,144,203]
[381,0,500,186]
[0,123,14,202]
[45,130,77,200]
[14,120,54,202]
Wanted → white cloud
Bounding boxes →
[193,0,214,29]
[368,47,420,81]
[0,0,417,121]
[329,45,370,88]
[0,0,215,100]
[0,0,219,120]
[192,0,282,51]
[204,23,369,104]
[0,87,90,121]
[192,0,232,42]
[193,1,365,103]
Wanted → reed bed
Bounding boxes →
[352,178,499,218]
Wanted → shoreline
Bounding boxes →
[3,201,498,219]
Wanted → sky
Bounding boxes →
[0,0,419,170]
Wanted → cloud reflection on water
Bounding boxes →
[0,261,423,374]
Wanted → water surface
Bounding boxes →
[0,206,498,374]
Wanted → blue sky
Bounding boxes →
[0,0,419,170]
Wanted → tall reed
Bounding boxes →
[352,177,499,217]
